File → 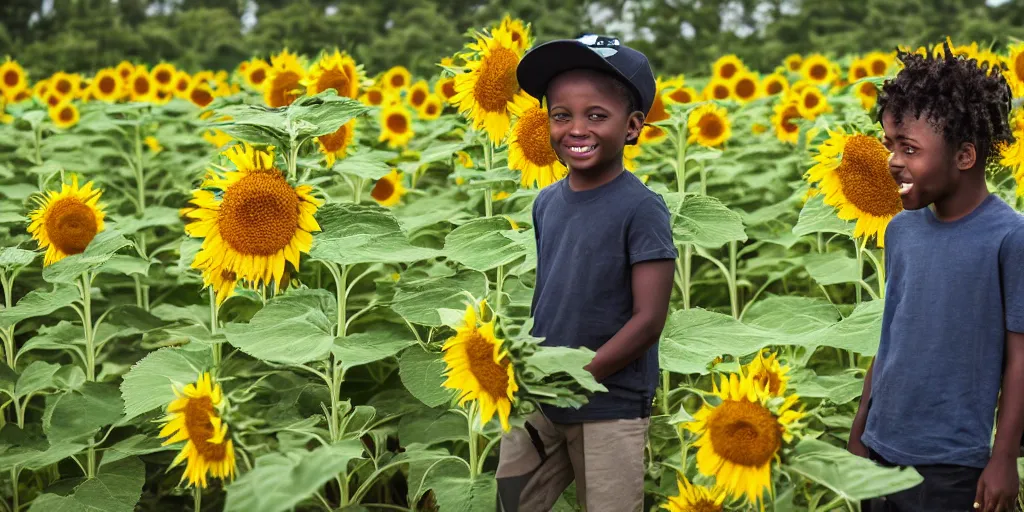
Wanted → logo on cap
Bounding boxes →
[575,34,621,57]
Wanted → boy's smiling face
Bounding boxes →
[882,109,976,211]
[545,69,644,176]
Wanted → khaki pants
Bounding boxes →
[495,411,650,512]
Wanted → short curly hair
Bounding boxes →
[876,41,1014,162]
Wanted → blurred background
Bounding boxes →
[2,0,1023,80]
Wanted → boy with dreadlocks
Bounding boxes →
[847,41,1024,512]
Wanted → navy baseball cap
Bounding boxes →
[516,34,656,118]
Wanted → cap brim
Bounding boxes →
[517,40,627,103]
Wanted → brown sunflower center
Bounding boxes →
[810,64,828,80]
[155,69,172,84]
[689,499,723,512]
[698,114,724,140]
[119,68,132,79]
[788,59,801,71]
[464,329,511,399]
[781,106,799,133]
[269,71,302,107]
[45,197,98,255]
[426,103,439,116]
[371,176,395,202]
[134,77,150,95]
[317,68,352,97]
[410,88,427,107]
[1015,53,1024,82]
[766,80,783,95]
[386,112,408,134]
[59,106,74,123]
[98,76,116,94]
[182,395,228,461]
[368,90,383,105]
[3,70,18,87]
[872,59,888,76]
[217,171,300,256]
[441,80,456,99]
[835,135,903,217]
[713,84,730,100]
[390,73,406,89]
[803,91,820,110]
[859,82,878,98]
[191,87,214,107]
[707,399,781,467]
[473,46,519,112]
[55,79,72,95]
[669,88,692,103]
[720,63,737,79]
[176,78,189,93]
[753,369,782,395]
[250,68,267,85]
[853,66,868,80]
[647,94,669,123]
[735,78,756,99]
[47,95,60,107]
[319,123,351,153]
[515,107,559,167]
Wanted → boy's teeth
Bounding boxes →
[569,145,595,153]
[898,182,914,196]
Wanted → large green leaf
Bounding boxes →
[14,361,62,398]
[804,252,861,286]
[119,346,213,421]
[790,371,864,405]
[113,206,182,234]
[331,150,395,180]
[415,142,468,165]
[97,255,152,277]
[431,475,498,512]
[792,195,855,237]
[398,347,454,408]
[400,445,469,504]
[43,382,124,443]
[332,328,417,371]
[788,300,883,355]
[42,230,133,284]
[101,435,172,466]
[223,441,365,512]
[523,346,604,394]
[222,288,336,365]
[27,457,145,512]
[743,296,840,334]
[0,247,36,268]
[786,438,922,501]
[0,284,78,330]
[310,203,440,265]
[0,438,86,472]
[392,271,485,327]
[664,194,748,248]
[398,409,468,446]
[287,93,370,138]
[444,217,527,272]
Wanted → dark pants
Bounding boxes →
[861,448,983,512]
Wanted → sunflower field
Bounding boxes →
[2,14,1024,512]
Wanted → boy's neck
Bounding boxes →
[566,161,625,192]
[930,170,990,222]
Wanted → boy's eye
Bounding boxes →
[904,146,916,155]
[588,113,607,121]
[551,113,569,122]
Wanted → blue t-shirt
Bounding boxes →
[862,194,1024,468]
[530,171,678,423]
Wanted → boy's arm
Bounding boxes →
[847,362,873,457]
[974,330,1024,512]
[584,259,674,382]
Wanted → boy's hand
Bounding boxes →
[974,454,1019,512]
[846,436,869,458]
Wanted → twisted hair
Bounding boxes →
[876,41,1014,162]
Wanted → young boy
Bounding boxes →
[848,43,1024,512]
[495,35,678,512]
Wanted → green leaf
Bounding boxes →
[101,435,172,466]
[15,361,62,398]
[97,255,151,277]
[288,93,370,138]
[43,230,133,284]
[743,296,840,334]
[788,300,883,355]
[401,445,469,504]
[398,409,468,446]
[431,475,497,512]
[523,347,605,394]
[0,284,78,330]
[444,217,527,272]
[804,252,861,286]
[332,328,417,371]
[786,438,922,501]
[28,456,145,512]
[331,150,395,180]
[0,247,36,268]
[311,203,440,265]
[43,382,124,443]
[0,438,86,472]
[0,363,16,399]
[665,194,748,248]
[119,346,213,422]
[398,347,454,408]
[392,271,485,327]
[223,441,365,512]
[793,195,854,237]
[210,105,288,145]
[222,288,336,364]
[790,372,864,405]
[111,206,182,234]
[19,322,83,359]
[416,142,467,165]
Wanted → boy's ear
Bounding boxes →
[626,112,645,144]
[955,142,977,171]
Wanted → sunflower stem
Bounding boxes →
[494,265,504,324]
[192,485,202,511]
[484,140,494,217]
[86,440,96,479]
[877,247,886,299]
[210,291,221,369]
[674,116,688,196]
[10,468,18,512]
[728,240,739,318]
[467,401,480,479]
[484,189,493,218]
[659,371,671,415]
[353,178,364,204]
[81,272,96,382]
[853,238,863,304]
[682,245,692,310]
[134,124,146,213]
[287,142,300,182]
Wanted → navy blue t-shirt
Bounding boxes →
[862,194,1024,468]
[530,171,678,423]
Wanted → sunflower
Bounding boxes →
[854,81,878,110]
[761,73,789,97]
[158,372,237,489]
[359,86,387,107]
[182,144,322,302]
[730,71,760,103]
[0,97,11,124]
[435,76,458,104]
[151,63,177,92]
[240,58,269,89]
[771,101,801,144]
[796,86,828,119]
[116,61,135,81]
[263,50,306,107]
[806,129,902,246]
[744,351,790,397]
[666,84,697,104]
[383,65,412,92]
[145,136,163,153]
[0,58,27,101]
[685,370,803,506]
[847,58,870,83]
[317,119,356,166]
[702,79,732,102]
[999,109,1024,195]
[450,25,528,145]
[49,72,79,99]
[90,68,123,103]
[27,175,106,266]
[660,477,728,512]
[456,150,474,169]
[370,169,407,207]
[712,55,744,82]
[499,15,531,53]
[442,300,518,432]
[640,79,673,144]
[624,143,642,172]
[1006,43,1024,98]
[187,79,216,109]
[800,54,836,85]
[378,104,414,148]
[508,94,567,188]
[48,100,80,129]
[784,54,803,73]
[687,104,731,148]
[865,51,893,77]
[128,68,156,103]
[407,80,430,110]
[419,95,443,120]
[305,50,360,99]
[171,71,192,98]
[43,91,63,108]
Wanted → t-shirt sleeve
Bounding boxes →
[1000,224,1024,333]
[627,195,678,265]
